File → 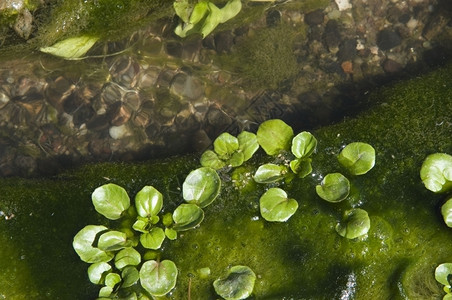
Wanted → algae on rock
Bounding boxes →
[0,64,451,298]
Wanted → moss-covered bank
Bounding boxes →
[0,63,452,299]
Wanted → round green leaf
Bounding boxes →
[238,131,259,161]
[200,150,226,170]
[435,263,452,286]
[99,286,113,298]
[442,198,452,227]
[140,227,166,249]
[140,260,178,297]
[335,208,370,239]
[114,247,141,270]
[289,158,312,178]
[291,131,317,159]
[87,262,112,285]
[213,265,256,300]
[172,203,205,231]
[132,217,149,233]
[257,119,294,155]
[338,142,376,175]
[135,186,163,218]
[315,173,350,203]
[214,132,239,159]
[183,167,221,208]
[105,272,121,288]
[122,266,139,288]
[92,183,130,220]
[420,153,452,193]
[73,225,114,263]
[98,230,131,252]
[253,163,287,183]
[227,151,245,167]
[259,188,298,222]
[165,228,178,240]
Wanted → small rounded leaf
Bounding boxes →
[88,262,112,285]
[316,173,350,203]
[73,225,114,263]
[237,131,259,161]
[259,188,298,222]
[338,142,376,175]
[214,132,239,158]
[213,265,256,300]
[114,247,141,270]
[200,150,225,170]
[254,163,287,183]
[165,228,178,240]
[140,260,178,297]
[435,263,452,286]
[227,151,245,167]
[442,198,452,227]
[140,227,166,249]
[105,272,121,288]
[92,183,130,220]
[291,131,317,159]
[135,186,163,218]
[98,230,131,252]
[420,153,452,193]
[257,119,294,155]
[172,203,205,231]
[289,158,312,178]
[183,167,221,208]
[335,208,370,239]
[122,266,140,288]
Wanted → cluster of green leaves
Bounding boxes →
[73,166,222,298]
[315,142,375,239]
[421,153,452,299]
[173,0,242,38]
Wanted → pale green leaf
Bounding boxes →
[257,119,294,155]
[213,265,256,300]
[135,186,163,218]
[140,227,165,249]
[73,225,114,263]
[91,183,130,220]
[40,35,99,59]
[259,188,298,222]
[338,142,376,175]
[140,260,178,296]
[183,167,221,208]
[335,208,370,239]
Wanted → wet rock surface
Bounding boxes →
[0,0,451,177]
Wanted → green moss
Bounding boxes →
[221,23,304,90]
[281,0,330,12]
[0,64,451,298]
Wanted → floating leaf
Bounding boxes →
[105,272,121,288]
[173,0,191,23]
[315,173,350,203]
[228,151,245,167]
[420,153,452,193]
[40,35,99,59]
[291,131,317,159]
[122,266,140,288]
[338,142,376,175]
[88,262,112,285]
[200,150,225,170]
[257,119,294,155]
[132,217,149,233]
[135,186,163,218]
[183,167,221,208]
[189,0,209,24]
[237,131,259,161]
[140,227,166,249]
[92,183,130,220]
[99,286,113,298]
[442,198,452,227]
[165,228,178,240]
[259,188,298,222]
[254,163,287,183]
[435,263,452,286]
[73,225,114,263]
[140,260,178,297]
[289,158,312,178]
[335,208,370,239]
[114,248,141,270]
[214,132,239,159]
[98,230,131,252]
[172,203,204,231]
[213,265,256,300]
[219,0,242,23]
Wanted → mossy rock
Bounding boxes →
[0,63,451,298]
